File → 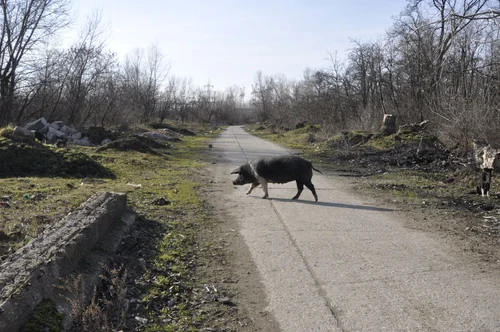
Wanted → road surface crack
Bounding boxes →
[269,201,347,332]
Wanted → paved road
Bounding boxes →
[211,126,500,332]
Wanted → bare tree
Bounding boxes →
[427,0,488,107]
[267,75,294,129]
[64,10,116,127]
[174,77,194,124]
[251,71,275,123]
[345,40,387,129]
[194,82,218,125]
[21,9,119,128]
[157,76,177,123]
[23,47,66,122]
[0,0,71,125]
[215,85,245,124]
[123,43,170,124]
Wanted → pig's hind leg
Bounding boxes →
[260,180,269,199]
[305,181,318,202]
[292,181,304,200]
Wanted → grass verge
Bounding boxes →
[1,122,246,331]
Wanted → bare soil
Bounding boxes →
[326,140,500,265]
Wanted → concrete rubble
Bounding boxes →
[20,117,91,146]
[13,117,112,146]
[0,192,133,332]
[12,117,186,146]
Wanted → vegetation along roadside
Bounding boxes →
[247,123,500,264]
[5,120,500,332]
[0,122,253,332]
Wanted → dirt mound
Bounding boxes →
[328,130,459,171]
[150,122,197,136]
[85,127,119,145]
[365,143,452,169]
[96,135,170,155]
[0,137,114,178]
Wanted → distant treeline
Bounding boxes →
[0,0,247,130]
[2,0,500,148]
[249,0,500,148]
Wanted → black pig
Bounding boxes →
[231,155,321,201]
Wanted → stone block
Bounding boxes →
[74,138,92,146]
[45,132,58,144]
[60,125,75,135]
[38,125,49,134]
[48,126,66,138]
[0,192,127,332]
[25,117,48,131]
[51,121,64,129]
[13,126,34,139]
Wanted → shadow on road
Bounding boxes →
[264,197,395,212]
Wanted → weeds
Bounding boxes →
[80,291,110,332]
[59,265,129,332]
[59,274,87,324]
[20,299,63,332]
[2,122,227,331]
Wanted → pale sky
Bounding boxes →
[63,0,408,95]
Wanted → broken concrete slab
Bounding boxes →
[13,126,34,139]
[51,121,64,130]
[48,126,66,138]
[57,210,136,329]
[159,128,182,138]
[25,118,48,131]
[0,192,127,332]
[71,132,82,140]
[39,126,49,134]
[45,132,58,144]
[42,127,67,143]
[59,125,76,136]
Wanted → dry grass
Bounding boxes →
[5,121,226,331]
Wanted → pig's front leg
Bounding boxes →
[246,181,259,194]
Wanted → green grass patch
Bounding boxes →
[246,123,324,152]
[0,125,15,138]
[21,299,63,332]
[366,131,439,150]
[0,122,224,331]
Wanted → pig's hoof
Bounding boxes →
[246,191,251,195]
[292,196,298,200]
[262,195,268,199]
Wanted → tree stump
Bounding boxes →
[381,114,396,136]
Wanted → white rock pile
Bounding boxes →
[11,117,186,147]
[13,117,102,146]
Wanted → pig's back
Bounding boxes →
[253,156,313,183]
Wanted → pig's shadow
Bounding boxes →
[260,197,394,212]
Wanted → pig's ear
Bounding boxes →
[230,167,241,174]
